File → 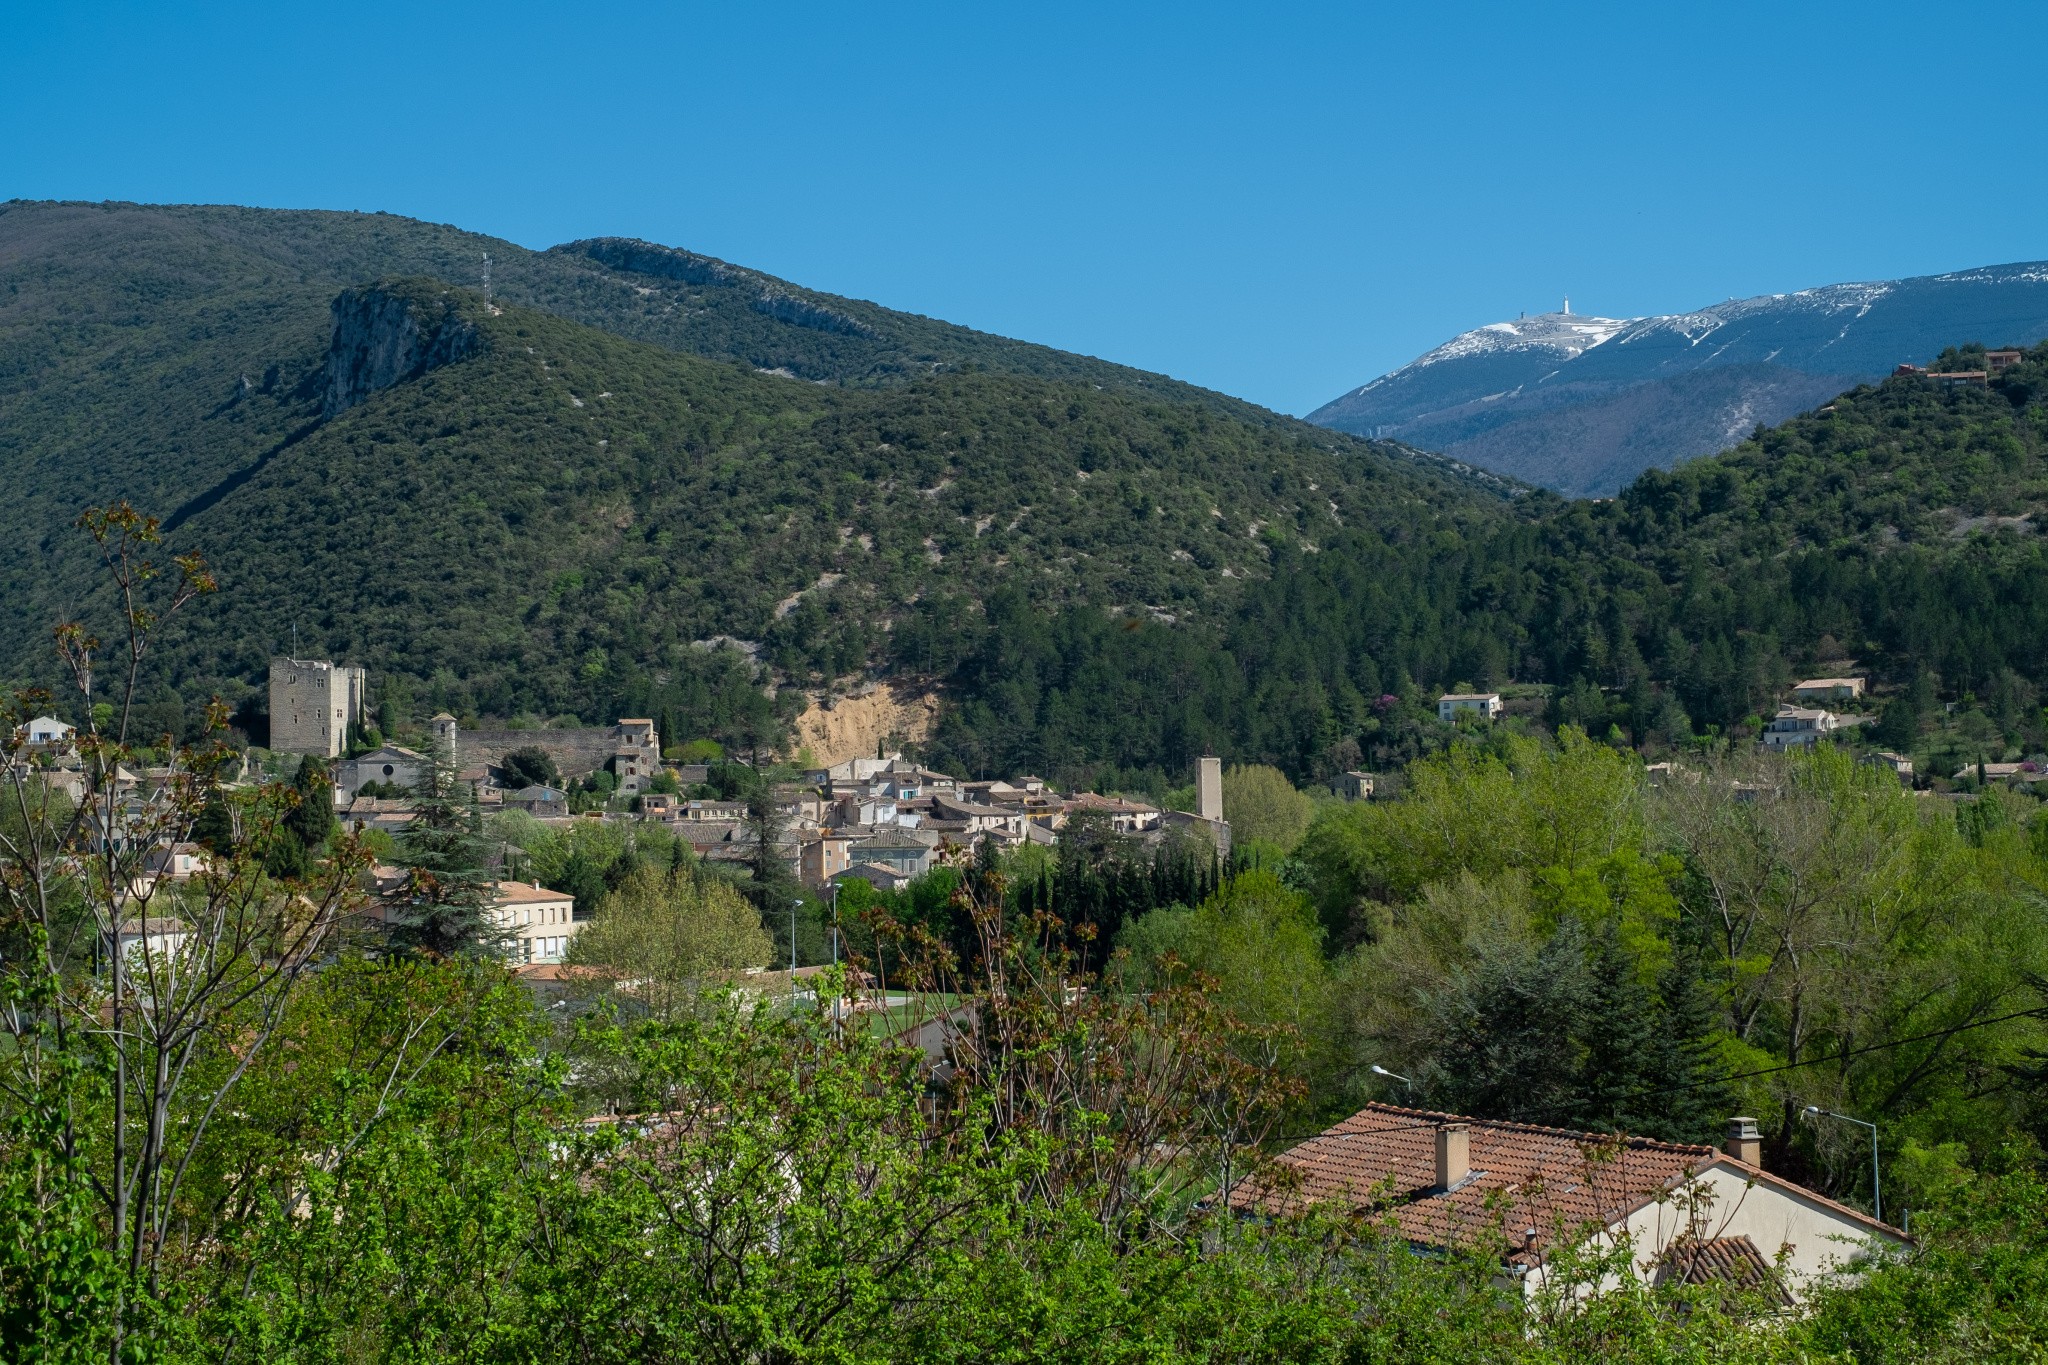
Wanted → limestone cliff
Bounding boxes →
[323,280,485,416]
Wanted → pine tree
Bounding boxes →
[1643,949,1734,1144]
[1571,923,1665,1134]
[384,736,508,959]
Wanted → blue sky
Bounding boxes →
[5,2,2044,414]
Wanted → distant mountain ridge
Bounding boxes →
[1308,263,2048,495]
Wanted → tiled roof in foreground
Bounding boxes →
[1229,1103,1715,1261]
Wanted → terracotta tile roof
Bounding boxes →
[491,880,573,905]
[1230,1103,1716,1261]
[1654,1235,1790,1304]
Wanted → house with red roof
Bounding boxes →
[1229,1103,1905,1304]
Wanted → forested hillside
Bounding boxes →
[926,345,2048,783]
[0,199,1324,666]
[3,275,1499,735]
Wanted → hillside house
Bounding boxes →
[342,795,419,834]
[115,917,192,966]
[1862,751,1914,782]
[1987,348,2024,373]
[21,716,76,749]
[799,831,858,887]
[1336,771,1377,800]
[1230,1105,1905,1305]
[1761,706,1839,751]
[1065,792,1162,833]
[1438,692,1503,723]
[1791,677,1865,703]
[846,827,937,879]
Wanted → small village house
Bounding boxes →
[833,861,911,894]
[506,785,570,817]
[21,715,76,749]
[1336,771,1377,800]
[799,831,857,887]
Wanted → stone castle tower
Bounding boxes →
[268,658,366,758]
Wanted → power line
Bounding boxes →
[1629,1003,2048,1099]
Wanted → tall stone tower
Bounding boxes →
[1197,756,1223,824]
[268,658,366,758]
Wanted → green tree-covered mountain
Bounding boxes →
[925,346,2048,783]
[0,204,1504,730]
[11,198,2048,788]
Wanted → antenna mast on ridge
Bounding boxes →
[481,253,492,304]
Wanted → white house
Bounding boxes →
[490,881,581,964]
[22,716,76,748]
[115,917,192,966]
[1438,692,1504,723]
[1761,706,1839,750]
[1231,1105,1905,1306]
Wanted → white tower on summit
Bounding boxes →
[1562,296,1570,315]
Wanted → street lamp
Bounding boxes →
[1371,1064,1414,1092]
[829,881,840,966]
[1803,1105,1883,1224]
[790,898,802,972]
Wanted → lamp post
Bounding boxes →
[1804,1105,1883,1224]
[790,898,802,972]
[1371,1064,1414,1094]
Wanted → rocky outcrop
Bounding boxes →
[570,237,876,338]
[323,281,484,417]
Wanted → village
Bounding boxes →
[13,653,1937,1315]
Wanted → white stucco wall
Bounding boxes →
[1522,1157,1904,1304]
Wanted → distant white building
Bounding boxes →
[1761,706,1840,750]
[1791,677,1866,703]
[115,917,191,966]
[1437,692,1503,723]
[22,716,75,748]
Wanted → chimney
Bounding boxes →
[1724,1116,1762,1166]
[1197,756,1223,824]
[1435,1123,1470,1190]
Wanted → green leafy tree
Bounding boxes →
[500,744,561,790]
[1221,763,1316,851]
[566,863,773,1015]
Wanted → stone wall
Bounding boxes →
[455,726,629,780]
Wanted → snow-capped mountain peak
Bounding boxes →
[1308,260,2048,496]
[1356,310,1634,395]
